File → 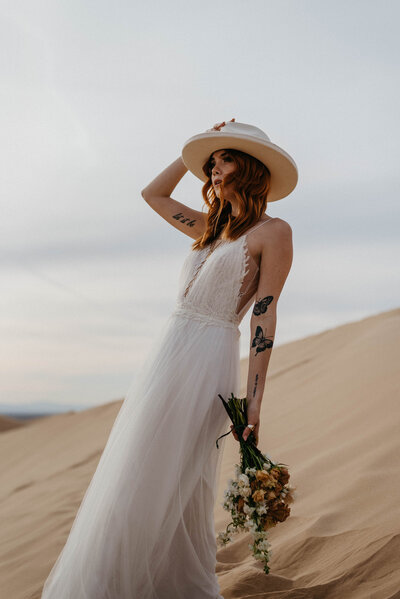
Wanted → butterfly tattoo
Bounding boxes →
[252,295,274,316]
[251,325,274,354]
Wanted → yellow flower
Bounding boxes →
[256,469,276,489]
[262,516,275,530]
[269,467,281,479]
[269,504,291,522]
[252,489,266,502]
[255,470,270,484]
[278,467,290,485]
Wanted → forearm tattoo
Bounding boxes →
[253,295,274,316]
[252,325,274,355]
[172,212,196,227]
[252,373,259,398]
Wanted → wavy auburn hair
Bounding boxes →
[191,148,272,250]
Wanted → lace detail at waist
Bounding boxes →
[172,304,240,335]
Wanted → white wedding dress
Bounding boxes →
[41,217,274,599]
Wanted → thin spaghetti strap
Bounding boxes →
[245,217,274,237]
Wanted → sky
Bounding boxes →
[1,0,399,409]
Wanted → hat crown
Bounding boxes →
[208,121,271,143]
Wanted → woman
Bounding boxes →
[41,119,297,599]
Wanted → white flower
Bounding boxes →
[227,478,238,492]
[257,540,272,551]
[243,504,256,515]
[245,467,257,477]
[238,473,250,486]
[217,531,232,545]
[239,486,252,498]
[256,504,268,515]
[248,521,258,533]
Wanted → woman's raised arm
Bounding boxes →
[141,156,207,240]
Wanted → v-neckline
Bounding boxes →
[183,218,273,300]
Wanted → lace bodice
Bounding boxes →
[174,218,275,328]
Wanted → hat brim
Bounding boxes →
[181,131,298,202]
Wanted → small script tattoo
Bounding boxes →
[172,212,196,227]
[252,325,274,355]
[253,296,274,316]
[252,373,259,398]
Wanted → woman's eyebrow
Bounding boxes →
[210,151,231,162]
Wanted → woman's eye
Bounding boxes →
[210,157,231,170]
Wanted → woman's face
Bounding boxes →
[209,149,236,199]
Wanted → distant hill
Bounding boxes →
[0,401,93,422]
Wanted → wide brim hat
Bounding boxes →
[181,121,298,202]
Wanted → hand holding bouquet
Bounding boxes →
[215,393,296,574]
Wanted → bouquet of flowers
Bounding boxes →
[215,393,296,574]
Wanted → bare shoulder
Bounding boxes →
[251,216,292,246]
[260,217,293,250]
[259,217,293,275]
[267,216,292,238]
[254,217,293,303]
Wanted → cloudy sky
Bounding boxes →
[1,0,399,409]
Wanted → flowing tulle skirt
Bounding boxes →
[41,309,241,599]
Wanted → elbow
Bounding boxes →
[250,307,277,327]
[141,188,152,203]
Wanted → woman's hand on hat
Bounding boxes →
[211,118,236,131]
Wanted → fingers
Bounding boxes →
[212,118,236,131]
[231,424,259,444]
[242,425,254,442]
[243,423,259,444]
[230,424,239,441]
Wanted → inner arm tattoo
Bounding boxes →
[172,212,196,227]
[252,373,259,398]
[251,325,274,355]
[252,295,275,354]
[253,295,274,316]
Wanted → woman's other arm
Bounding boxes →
[141,156,207,240]
[234,219,293,445]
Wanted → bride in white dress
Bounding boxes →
[40,119,298,599]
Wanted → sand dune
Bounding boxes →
[0,415,26,433]
[0,308,399,598]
